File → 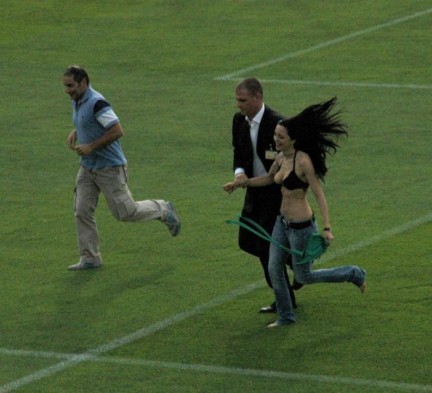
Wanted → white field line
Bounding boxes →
[1,212,432,392]
[233,78,432,90]
[215,7,432,81]
[0,282,263,393]
[321,212,432,263]
[2,350,432,392]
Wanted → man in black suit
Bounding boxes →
[229,78,296,313]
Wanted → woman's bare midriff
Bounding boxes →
[280,187,313,222]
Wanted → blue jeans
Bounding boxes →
[268,216,366,324]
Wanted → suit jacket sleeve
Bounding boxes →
[231,112,254,177]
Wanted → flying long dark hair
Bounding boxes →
[279,97,348,180]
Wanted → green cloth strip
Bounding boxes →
[226,215,328,264]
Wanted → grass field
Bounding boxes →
[1,1,432,392]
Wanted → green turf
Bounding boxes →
[1,0,431,392]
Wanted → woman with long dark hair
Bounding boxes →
[224,97,366,328]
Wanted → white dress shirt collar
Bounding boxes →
[247,104,265,126]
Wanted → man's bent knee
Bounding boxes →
[111,193,137,221]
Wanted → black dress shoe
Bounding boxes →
[259,299,297,313]
[259,302,277,313]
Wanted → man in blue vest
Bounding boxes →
[63,65,180,270]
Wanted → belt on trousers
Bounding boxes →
[281,215,315,229]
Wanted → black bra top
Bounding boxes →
[282,152,309,191]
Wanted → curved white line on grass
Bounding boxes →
[215,7,432,81]
[234,78,432,91]
[1,213,432,392]
[2,350,432,392]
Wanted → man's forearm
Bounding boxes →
[90,124,124,150]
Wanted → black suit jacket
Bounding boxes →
[231,105,284,257]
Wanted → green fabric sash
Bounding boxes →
[226,216,328,264]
